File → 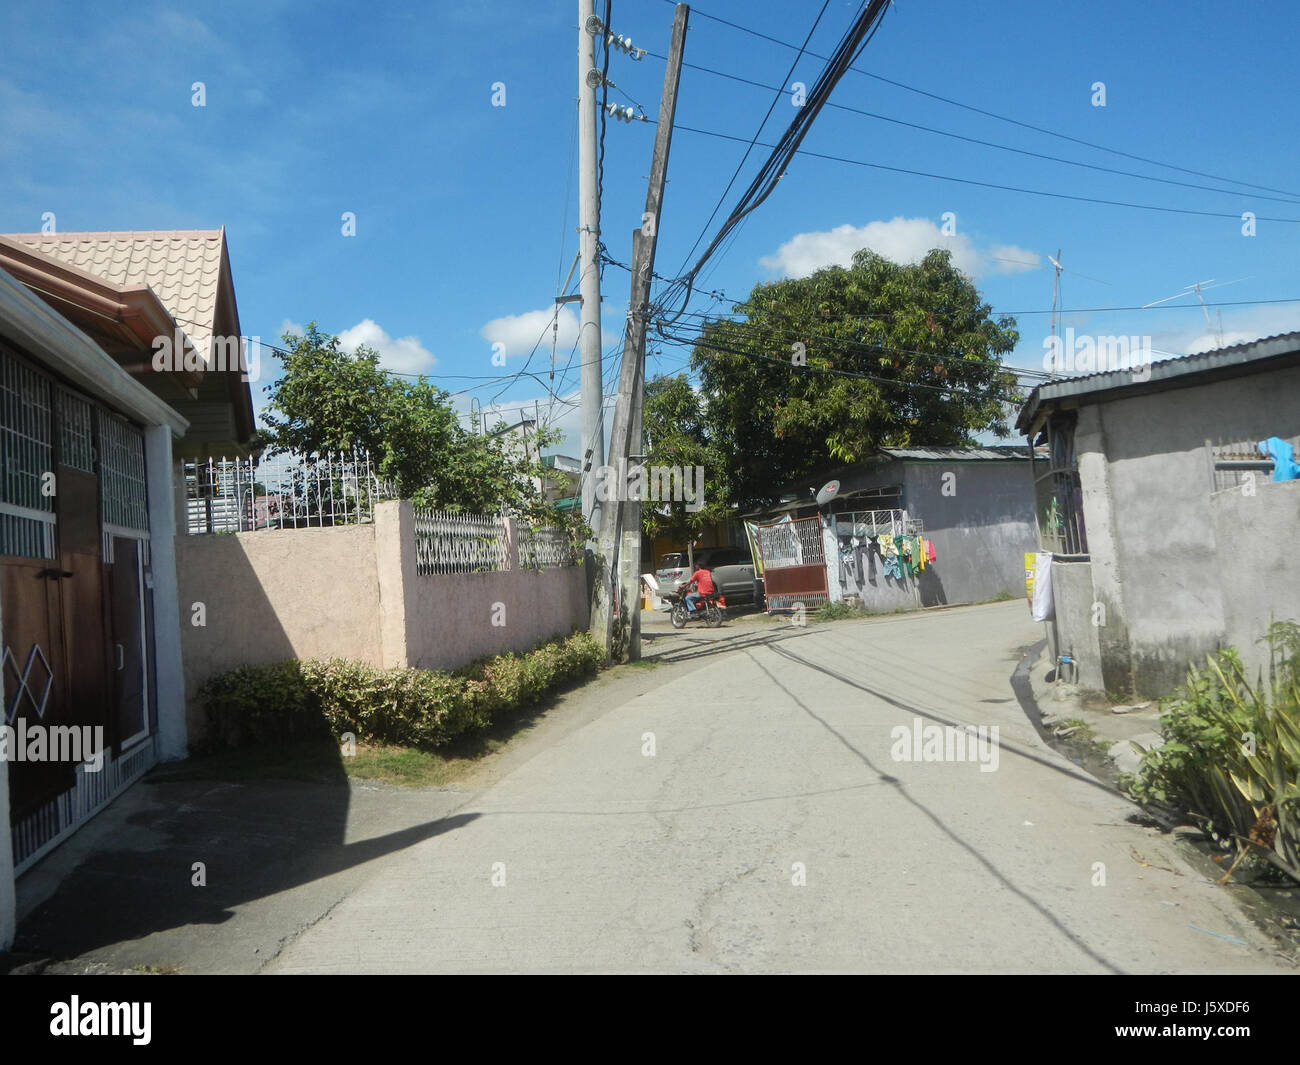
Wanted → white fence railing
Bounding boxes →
[518,525,577,570]
[185,450,392,534]
[413,509,510,575]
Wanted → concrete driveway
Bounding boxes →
[9,601,1294,974]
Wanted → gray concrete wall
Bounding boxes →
[901,461,1040,606]
[1212,478,1300,687]
[1076,363,1300,695]
[1048,558,1106,692]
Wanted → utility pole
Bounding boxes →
[591,2,689,660]
[578,0,605,531]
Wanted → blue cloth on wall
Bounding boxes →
[1258,437,1300,482]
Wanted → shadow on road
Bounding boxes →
[749,641,1126,973]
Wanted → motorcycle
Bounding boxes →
[663,582,725,629]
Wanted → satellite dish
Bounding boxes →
[815,480,840,506]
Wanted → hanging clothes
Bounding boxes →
[926,539,936,563]
[1259,437,1300,482]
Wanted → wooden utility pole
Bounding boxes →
[591,2,689,659]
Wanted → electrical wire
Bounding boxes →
[671,123,1300,224]
[662,0,1300,200]
[643,52,1300,207]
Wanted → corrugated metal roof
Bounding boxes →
[878,445,1035,461]
[1016,331,1300,432]
[4,230,227,360]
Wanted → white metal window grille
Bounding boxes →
[413,509,509,575]
[834,508,912,538]
[517,525,576,569]
[756,516,826,569]
[0,345,55,559]
[57,389,96,474]
[96,410,149,534]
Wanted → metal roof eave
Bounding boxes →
[1015,333,1300,435]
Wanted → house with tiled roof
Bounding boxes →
[0,229,257,949]
[0,230,256,457]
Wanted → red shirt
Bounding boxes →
[689,568,716,595]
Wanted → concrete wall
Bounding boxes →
[1212,478,1300,686]
[1047,559,1105,692]
[825,458,1039,611]
[176,523,382,738]
[1054,362,1300,696]
[902,461,1040,607]
[176,501,589,741]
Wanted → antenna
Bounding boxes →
[1048,249,1062,380]
[1142,277,1251,350]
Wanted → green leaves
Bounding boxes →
[262,322,565,524]
[1123,622,1300,880]
[689,249,1022,510]
[199,633,605,752]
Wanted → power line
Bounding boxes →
[645,51,1300,207]
[660,0,894,320]
[671,124,1300,224]
[657,329,1026,404]
[669,0,832,284]
[664,0,1300,200]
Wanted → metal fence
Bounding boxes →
[412,509,510,575]
[1208,435,1297,493]
[518,524,577,570]
[184,449,390,534]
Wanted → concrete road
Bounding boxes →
[266,602,1294,974]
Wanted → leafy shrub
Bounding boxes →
[200,632,604,752]
[1122,622,1300,880]
[815,601,866,621]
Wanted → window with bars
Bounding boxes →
[0,344,55,559]
[57,389,96,474]
[1032,412,1088,556]
[96,410,149,533]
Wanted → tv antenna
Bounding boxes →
[1142,277,1251,350]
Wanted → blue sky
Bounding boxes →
[3,0,1299,454]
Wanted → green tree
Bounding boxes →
[640,373,729,545]
[689,249,1021,510]
[261,323,568,526]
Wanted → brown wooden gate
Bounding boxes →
[2,343,152,854]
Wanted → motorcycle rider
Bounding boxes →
[680,562,716,615]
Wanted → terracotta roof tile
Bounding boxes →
[3,230,227,357]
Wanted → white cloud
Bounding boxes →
[337,318,436,375]
[275,317,436,374]
[480,306,581,360]
[759,217,1040,280]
